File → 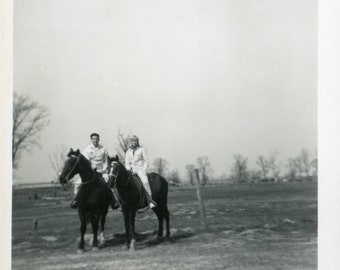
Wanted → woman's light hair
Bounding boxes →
[130,135,138,141]
[129,135,140,147]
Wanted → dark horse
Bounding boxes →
[59,148,113,253]
[108,155,170,251]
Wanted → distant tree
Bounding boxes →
[311,157,318,177]
[248,170,262,183]
[185,164,195,185]
[286,158,298,180]
[152,157,169,176]
[256,155,270,179]
[268,151,280,181]
[167,169,181,186]
[299,148,312,176]
[115,129,131,161]
[231,154,248,183]
[12,93,50,169]
[293,157,304,178]
[196,156,211,186]
[218,173,230,184]
[49,144,68,182]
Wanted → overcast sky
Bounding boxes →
[13,0,317,183]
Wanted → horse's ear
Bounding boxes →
[116,154,119,161]
[76,149,80,154]
[70,148,74,152]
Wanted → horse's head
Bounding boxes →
[107,155,122,188]
[59,148,81,184]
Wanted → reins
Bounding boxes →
[80,173,97,186]
[67,154,96,186]
[65,154,81,181]
[109,161,131,192]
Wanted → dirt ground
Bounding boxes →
[12,182,317,270]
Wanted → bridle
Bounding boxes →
[64,154,81,181]
[109,161,130,191]
[108,161,120,187]
[65,154,96,185]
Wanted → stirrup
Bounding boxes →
[70,199,78,209]
[137,205,150,214]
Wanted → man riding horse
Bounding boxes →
[70,132,119,209]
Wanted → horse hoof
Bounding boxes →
[129,247,136,252]
[154,236,163,242]
[77,249,85,254]
[92,246,99,251]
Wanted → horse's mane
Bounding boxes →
[117,159,126,171]
[68,150,92,172]
[79,153,91,167]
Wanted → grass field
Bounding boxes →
[12,182,317,270]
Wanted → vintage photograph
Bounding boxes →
[10,0,319,269]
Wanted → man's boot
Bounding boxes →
[70,197,78,209]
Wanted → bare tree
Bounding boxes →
[167,169,181,187]
[311,157,318,178]
[268,151,280,181]
[185,164,195,185]
[12,93,50,169]
[231,154,249,183]
[286,158,298,180]
[115,129,131,161]
[256,155,270,179]
[218,173,230,184]
[152,157,169,176]
[196,156,211,186]
[248,170,262,183]
[293,157,304,177]
[299,148,312,176]
[49,144,68,182]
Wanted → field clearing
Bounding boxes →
[12,182,317,270]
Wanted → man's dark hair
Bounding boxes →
[90,133,100,138]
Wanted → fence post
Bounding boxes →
[33,218,38,230]
[193,169,207,230]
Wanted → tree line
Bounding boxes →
[13,92,317,185]
[229,149,317,184]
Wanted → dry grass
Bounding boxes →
[12,182,317,270]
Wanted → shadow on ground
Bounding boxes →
[101,229,195,250]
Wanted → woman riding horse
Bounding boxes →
[108,155,170,251]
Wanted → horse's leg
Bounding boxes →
[98,214,107,246]
[153,208,164,238]
[122,210,130,250]
[78,211,86,253]
[91,214,100,250]
[129,211,136,251]
[164,206,170,238]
